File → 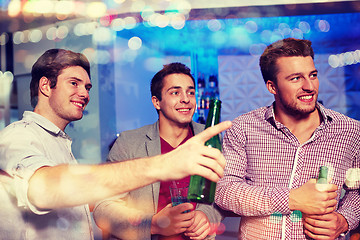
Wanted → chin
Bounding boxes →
[71,114,84,121]
[178,119,192,125]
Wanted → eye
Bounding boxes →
[291,76,300,81]
[310,73,318,79]
[171,91,179,95]
[188,90,195,96]
[71,81,78,86]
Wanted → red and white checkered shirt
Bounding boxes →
[215,103,360,240]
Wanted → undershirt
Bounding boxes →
[157,127,197,240]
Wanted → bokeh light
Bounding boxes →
[328,54,340,68]
[13,31,24,44]
[207,19,223,32]
[131,0,145,12]
[46,27,57,40]
[22,30,30,43]
[0,2,358,73]
[329,49,360,68]
[154,14,170,28]
[123,16,137,29]
[290,28,303,39]
[245,20,258,33]
[0,33,9,46]
[56,25,69,39]
[29,29,42,43]
[328,49,360,68]
[1,71,14,83]
[8,0,21,17]
[249,43,267,56]
[55,1,75,16]
[111,18,126,32]
[278,23,291,36]
[82,48,96,63]
[141,6,155,21]
[298,21,310,34]
[93,27,113,45]
[315,19,330,32]
[128,36,142,50]
[170,13,186,30]
[86,2,107,18]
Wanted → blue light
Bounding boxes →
[114,12,360,56]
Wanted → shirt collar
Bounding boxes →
[22,111,69,138]
[264,101,333,129]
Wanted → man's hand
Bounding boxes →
[157,121,232,182]
[184,210,212,239]
[151,203,195,236]
[303,212,349,240]
[289,179,338,214]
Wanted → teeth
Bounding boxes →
[73,102,83,107]
[178,109,190,112]
[299,95,312,100]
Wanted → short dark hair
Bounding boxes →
[259,38,314,84]
[150,62,195,101]
[30,49,90,108]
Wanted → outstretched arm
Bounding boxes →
[27,121,232,210]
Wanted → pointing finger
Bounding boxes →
[190,121,232,144]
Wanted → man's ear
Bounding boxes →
[38,76,51,97]
[266,80,277,95]
[151,96,161,111]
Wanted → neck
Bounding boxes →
[158,120,191,148]
[274,106,321,144]
[34,106,68,131]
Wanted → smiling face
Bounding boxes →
[267,56,319,118]
[44,66,92,129]
[152,73,196,127]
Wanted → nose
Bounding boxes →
[302,77,315,91]
[79,86,90,103]
[180,91,190,103]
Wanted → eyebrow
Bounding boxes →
[71,77,93,89]
[285,69,318,79]
[166,85,195,92]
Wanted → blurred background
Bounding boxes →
[1,0,360,239]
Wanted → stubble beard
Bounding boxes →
[278,93,317,117]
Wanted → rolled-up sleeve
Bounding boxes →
[0,125,56,214]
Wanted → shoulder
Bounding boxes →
[118,122,158,139]
[109,122,158,156]
[323,108,360,131]
[231,106,268,126]
[0,118,40,141]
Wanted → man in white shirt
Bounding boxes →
[0,49,231,239]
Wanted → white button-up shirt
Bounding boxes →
[0,111,93,240]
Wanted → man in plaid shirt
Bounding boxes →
[215,38,360,239]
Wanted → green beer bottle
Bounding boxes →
[317,166,328,184]
[316,166,329,191]
[188,99,222,204]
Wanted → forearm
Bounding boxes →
[93,199,152,239]
[336,189,360,231]
[196,203,223,224]
[215,176,291,216]
[28,156,164,209]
